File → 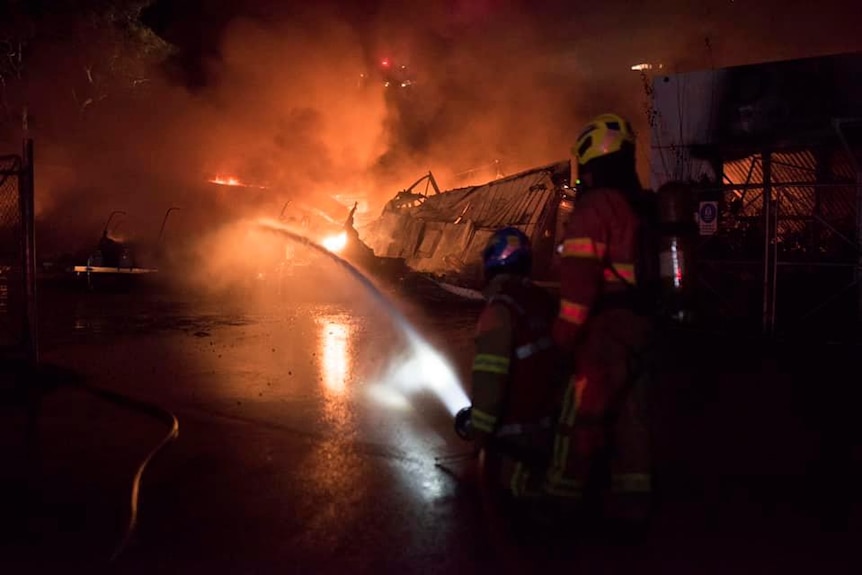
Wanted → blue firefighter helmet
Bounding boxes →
[482,227,532,278]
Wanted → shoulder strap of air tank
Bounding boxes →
[487,293,526,317]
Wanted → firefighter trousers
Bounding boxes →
[543,308,653,520]
[479,425,555,500]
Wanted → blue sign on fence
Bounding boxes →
[698,201,718,235]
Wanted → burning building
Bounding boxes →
[361,50,862,341]
[360,161,573,296]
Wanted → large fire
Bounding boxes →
[208,175,349,254]
[208,175,268,189]
[322,231,348,253]
[209,175,243,186]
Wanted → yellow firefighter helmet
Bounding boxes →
[572,113,636,166]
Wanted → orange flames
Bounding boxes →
[321,231,348,253]
[208,175,268,189]
[209,175,243,186]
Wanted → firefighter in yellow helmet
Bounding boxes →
[545,113,656,529]
[455,227,562,501]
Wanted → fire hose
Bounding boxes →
[451,406,552,467]
[453,406,474,440]
[72,379,180,562]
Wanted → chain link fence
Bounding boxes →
[0,141,36,361]
[692,145,861,339]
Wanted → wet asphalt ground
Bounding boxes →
[2,256,861,574]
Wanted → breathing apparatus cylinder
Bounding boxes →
[656,181,697,324]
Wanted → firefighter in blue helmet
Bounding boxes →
[456,227,562,500]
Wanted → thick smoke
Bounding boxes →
[22,4,392,275]
[8,0,861,275]
[360,0,591,188]
[155,9,393,293]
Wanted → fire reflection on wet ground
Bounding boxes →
[319,317,350,396]
[317,314,354,429]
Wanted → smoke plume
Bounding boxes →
[3,0,858,274]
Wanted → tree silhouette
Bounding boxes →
[0,0,173,135]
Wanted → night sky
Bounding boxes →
[139,0,862,89]
[133,0,862,189]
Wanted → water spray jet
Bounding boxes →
[256,218,470,417]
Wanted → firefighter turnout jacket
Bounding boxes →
[553,186,641,346]
[471,273,561,496]
[546,185,653,508]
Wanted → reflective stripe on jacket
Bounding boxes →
[552,186,641,352]
[471,274,560,436]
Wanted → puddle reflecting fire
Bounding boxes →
[319,318,351,396]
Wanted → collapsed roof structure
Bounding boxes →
[363,51,862,340]
[360,161,573,295]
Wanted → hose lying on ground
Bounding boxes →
[54,370,180,562]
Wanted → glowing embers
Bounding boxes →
[318,316,352,396]
[321,231,347,253]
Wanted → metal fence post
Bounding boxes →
[858,164,862,323]
[833,119,862,325]
[761,152,773,335]
[20,139,37,364]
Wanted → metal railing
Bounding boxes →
[691,148,860,340]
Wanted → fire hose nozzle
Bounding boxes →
[454,406,473,441]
